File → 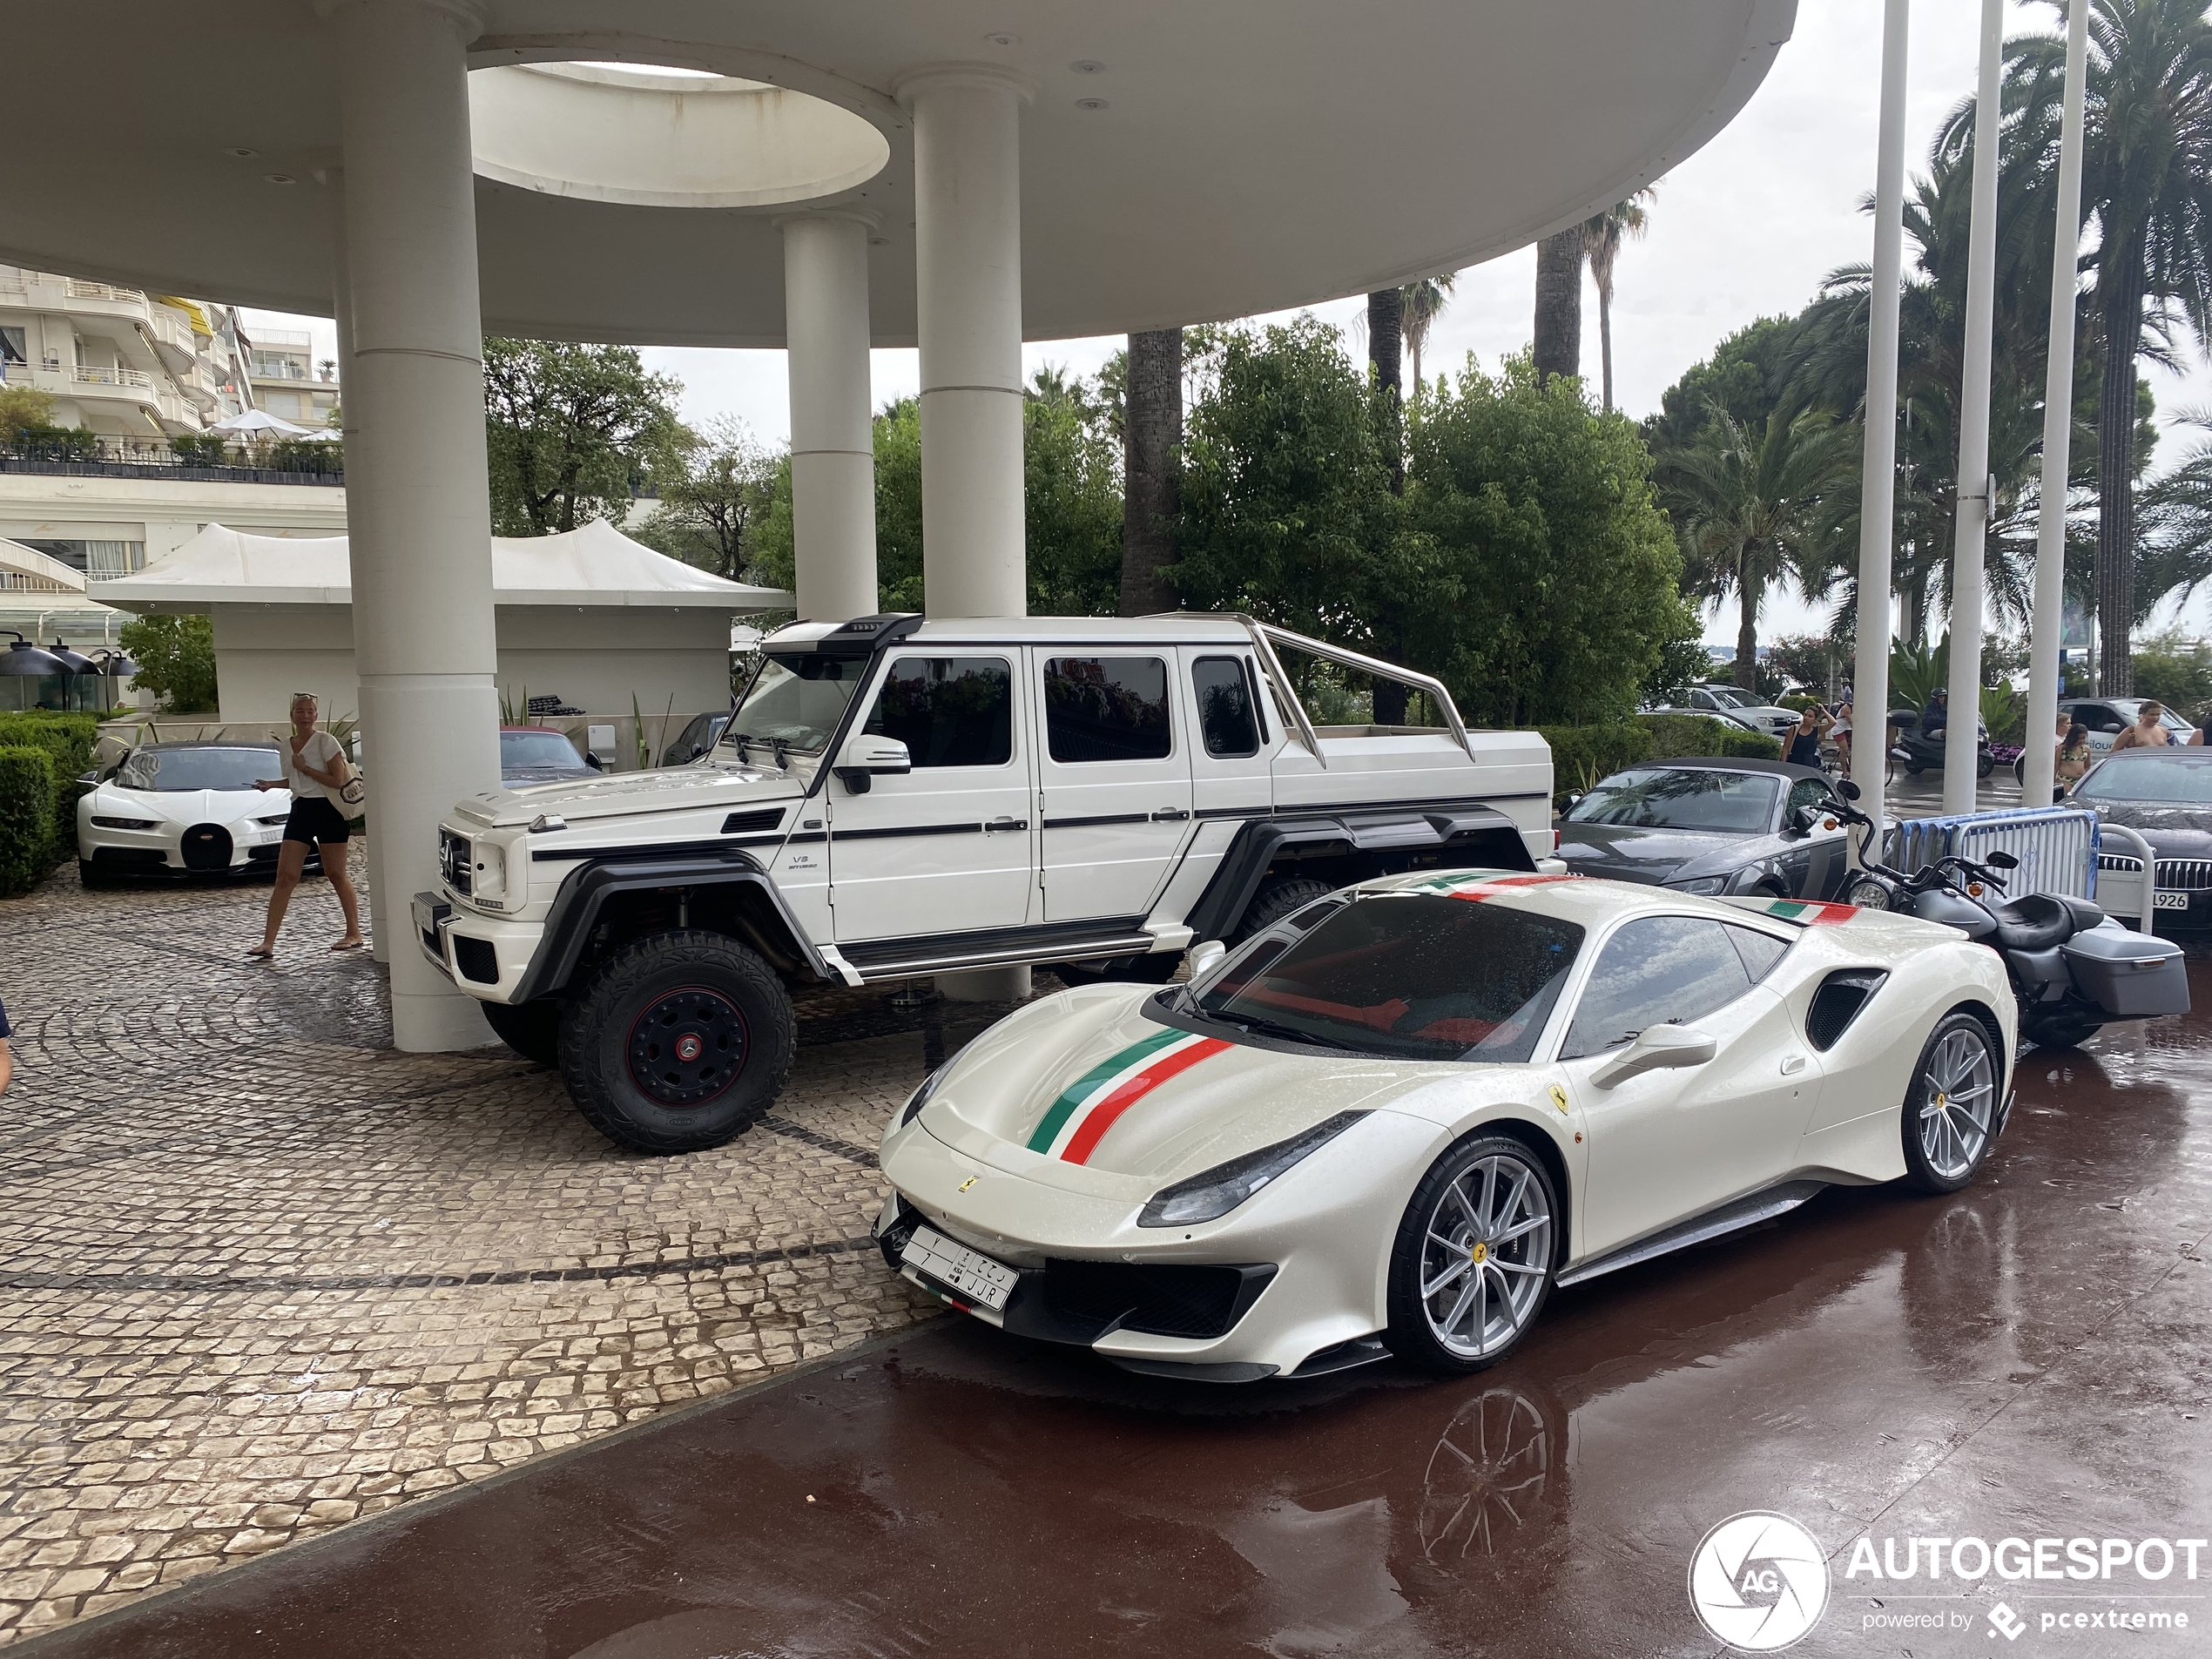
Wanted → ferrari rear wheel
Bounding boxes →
[1900,1010,2000,1193]
[1386,1135,1558,1374]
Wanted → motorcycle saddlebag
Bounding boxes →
[2061,925,2191,1020]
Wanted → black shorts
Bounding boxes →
[283,797,353,846]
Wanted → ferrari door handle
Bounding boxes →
[1780,1054,1807,1076]
[1150,807,1190,821]
[984,816,1026,833]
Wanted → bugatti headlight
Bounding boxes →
[1668,875,1730,895]
[91,816,158,831]
[1136,1110,1369,1228]
[1845,877,1894,912]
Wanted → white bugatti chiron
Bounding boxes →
[876,869,2015,1383]
[77,741,297,884]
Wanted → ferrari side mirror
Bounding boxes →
[1591,1023,1717,1089]
[1187,939,1227,980]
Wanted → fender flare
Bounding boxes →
[513,850,828,1001]
[1184,806,1536,942]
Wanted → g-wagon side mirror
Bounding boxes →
[834,736,912,794]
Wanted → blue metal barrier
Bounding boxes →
[1888,804,2101,900]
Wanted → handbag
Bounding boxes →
[332,746,368,810]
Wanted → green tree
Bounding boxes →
[2005,0,2212,691]
[631,415,779,582]
[1582,187,1656,413]
[1399,275,1456,394]
[482,338,685,536]
[0,386,58,445]
[1405,354,1686,726]
[1663,408,1856,690]
[119,614,218,711]
[1645,316,1796,459]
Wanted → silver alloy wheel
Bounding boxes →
[1919,1026,1995,1179]
[1419,1150,1553,1359]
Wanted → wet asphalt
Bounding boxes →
[24,963,2212,1659]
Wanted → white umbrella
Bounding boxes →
[210,408,313,437]
[301,426,345,442]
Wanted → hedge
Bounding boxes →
[0,712,100,848]
[0,746,57,896]
[1533,714,1784,806]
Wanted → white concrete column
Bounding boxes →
[1942,0,2005,814]
[779,212,878,624]
[2024,0,2091,810]
[1852,0,1911,851]
[899,65,1030,621]
[328,0,497,1049]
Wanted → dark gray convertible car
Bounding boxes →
[1555,758,1853,900]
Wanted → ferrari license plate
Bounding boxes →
[2154,890,2190,911]
[900,1225,1019,1312]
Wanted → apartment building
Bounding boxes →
[246,327,340,428]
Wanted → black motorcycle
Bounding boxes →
[1885,709,1993,781]
[1829,779,2188,1049]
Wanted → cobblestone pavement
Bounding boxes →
[0,849,1046,1646]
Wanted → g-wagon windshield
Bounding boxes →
[720,654,865,756]
[1193,894,1583,1062]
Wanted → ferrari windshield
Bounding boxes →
[1193,894,1583,1062]
[2074,754,2212,805]
[1563,767,1779,833]
[719,653,864,756]
[113,746,275,792]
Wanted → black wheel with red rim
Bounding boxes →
[558,930,794,1155]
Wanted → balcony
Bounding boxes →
[0,431,344,487]
[65,280,148,305]
[72,364,152,389]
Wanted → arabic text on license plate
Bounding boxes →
[900,1224,1019,1312]
[2154,890,2190,910]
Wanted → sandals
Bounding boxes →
[246,945,274,960]
[331,938,368,952]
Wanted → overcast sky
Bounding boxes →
[246,0,2212,645]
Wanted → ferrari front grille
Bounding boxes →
[1042,1260,1277,1340]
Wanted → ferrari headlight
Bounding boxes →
[91,816,157,831]
[1846,877,1894,912]
[896,1043,972,1130]
[1137,1110,1369,1228]
[1668,875,1729,895]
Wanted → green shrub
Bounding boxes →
[118,614,219,711]
[0,746,57,895]
[169,432,231,466]
[1635,711,1783,762]
[1537,724,1656,805]
[15,422,98,458]
[0,712,98,844]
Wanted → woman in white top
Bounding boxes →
[250,691,366,957]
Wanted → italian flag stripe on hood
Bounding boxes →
[1027,1026,1232,1164]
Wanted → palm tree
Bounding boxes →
[1532,228,1584,385]
[2005,0,2212,692]
[1581,188,1656,411]
[1399,273,1456,394]
[1663,408,1856,689]
[1120,329,1184,617]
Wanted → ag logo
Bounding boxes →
[1688,1511,1829,1651]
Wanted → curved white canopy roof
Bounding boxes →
[97,520,792,613]
[1,0,1796,347]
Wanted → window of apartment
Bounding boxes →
[0,327,24,365]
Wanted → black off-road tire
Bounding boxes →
[482,997,563,1067]
[1899,1009,2003,1194]
[1051,952,1184,988]
[1385,1133,1561,1375]
[1230,876,1335,943]
[556,930,795,1156]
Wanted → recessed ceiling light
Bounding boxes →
[984,32,1019,47]
[1075,98,1109,112]
[1070,61,1105,75]
[226,146,260,158]
[869,236,891,246]
[263,173,297,185]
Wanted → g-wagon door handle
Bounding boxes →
[1150,807,1190,821]
[984,816,1025,833]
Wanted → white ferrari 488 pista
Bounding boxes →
[77,742,296,884]
[877,870,2015,1383]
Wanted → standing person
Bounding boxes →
[0,993,12,1096]
[1831,698,1853,772]
[1786,703,1831,769]
[2054,719,2093,800]
[2109,700,2180,753]
[250,691,365,957]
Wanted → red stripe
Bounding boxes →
[1798,901,1858,925]
[1060,1037,1232,1165]
[1447,873,1584,902]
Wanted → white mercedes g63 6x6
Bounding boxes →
[418,613,1554,1153]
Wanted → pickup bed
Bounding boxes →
[420,612,1554,1152]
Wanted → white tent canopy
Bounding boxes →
[96,518,795,612]
[210,409,314,437]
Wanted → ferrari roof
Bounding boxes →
[1635,757,1832,782]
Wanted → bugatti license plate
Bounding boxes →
[900,1225,1018,1312]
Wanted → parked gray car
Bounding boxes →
[1555,758,1853,900]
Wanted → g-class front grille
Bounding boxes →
[440,828,472,896]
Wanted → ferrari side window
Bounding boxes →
[1560,917,1752,1059]
[1724,925,1789,983]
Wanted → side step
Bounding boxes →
[1555,1180,1828,1290]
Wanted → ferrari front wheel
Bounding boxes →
[1386,1135,1559,1374]
[1900,1009,2000,1193]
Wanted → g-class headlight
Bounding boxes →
[469,838,509,903]
[1137,1111,1369,1228]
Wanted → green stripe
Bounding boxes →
[1766,899,1810,919]
[1026,1026,1185,1152]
